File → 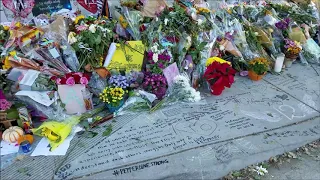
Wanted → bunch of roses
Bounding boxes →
[52,72,91,86]
[204,59,236,96]
[143,73,167,99]
[147,50,171,74]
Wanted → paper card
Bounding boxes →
[7,68,28,82]
[58,84,86,114]
[0,141,19,155]
[49,48,60,58]
[15,91,56,106]
[19,69,40,90]
[107,41,145,72]
[163,62,180,87]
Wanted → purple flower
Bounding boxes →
[275,18,290,30]
[158,63,164,69]
[109,75,129,89]
[225,32,234,41]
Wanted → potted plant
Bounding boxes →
[248,57,270,81]
[99,87,126,113]
[283,39,302,68]
[203,57,236,96]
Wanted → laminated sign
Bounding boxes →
[107,41,145,72]
[32,0,72,16]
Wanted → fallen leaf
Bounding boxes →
[17,167,29,174]
[85,131,98,138]
[102,124,112,136]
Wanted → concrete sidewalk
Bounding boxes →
[1,63,320,179]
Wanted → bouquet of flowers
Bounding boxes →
[70,16,117,69]
[284,39,302,59]
[146,49,171,74]
[248,57,270,81]
[203,57,236,95]
[99,87,126,112]
[275,18,291,37]
[142,73,167,100]
[108,75,130,89]
[55,72,91,86]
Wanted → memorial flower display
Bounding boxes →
[0,0,319,157]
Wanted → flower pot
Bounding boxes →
[106,100,125,113]
[274,53,285,73]
[248,71,265,81]
[284,57,295,68]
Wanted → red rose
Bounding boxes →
[65,73,73,79]
[60,77,67,85]
[83,73,91,82]
[73,74,81,84]
[50,76,57,81]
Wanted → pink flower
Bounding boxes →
[66,77,75,86]
[80,77,89,85]
[76,25,88,31]
[56,78,62,85]
[0,99,11,110]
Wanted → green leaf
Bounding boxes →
[17,167,29,173]
[95,35,101,44]
[79,120,90,130]
[86,131,98,138]
[232,171,242,177]
[102,124,113,137]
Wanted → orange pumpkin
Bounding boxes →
[2,126,24,143]
[17,134,34,145]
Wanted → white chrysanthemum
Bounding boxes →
[89,24,97,33]
[153,53,159,63]
[254,166,268,176]
[151,44,158,53]
[68,32,77,44]
[164,18,169,26]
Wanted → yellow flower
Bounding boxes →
[3,26,9,31]
[2,56,11,70]
[75,15,85,24]
[15,22,21,28]
[206,57,231,66]
[119,15,128,28]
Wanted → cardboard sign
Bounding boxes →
[107,41,145,72]
[32,0,72,16]
[58,84,86,114]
